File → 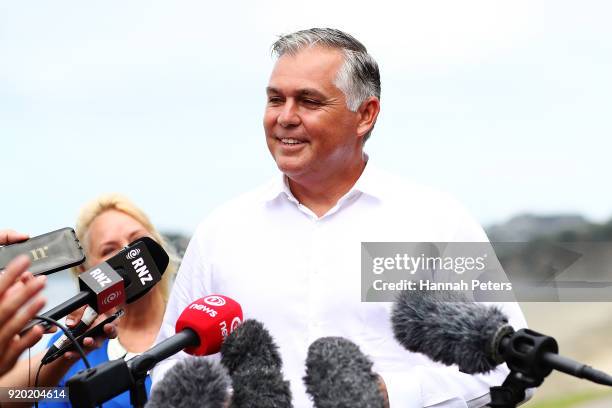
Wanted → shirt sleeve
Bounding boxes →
[150,227,212,387]
[380,361,507,407]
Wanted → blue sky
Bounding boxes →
[2,1,611,235]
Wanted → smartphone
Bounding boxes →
[0,227,85,276]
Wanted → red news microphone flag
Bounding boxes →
[176,294,243,356]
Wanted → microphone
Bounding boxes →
[66,295,242,408]
[220,319,292,408]
[145,357,231,408]
[220,319,283,374]
[23,236,168,333]
[304,337,385,408]
[41,305,99,364]
[391,289,612,386]
[230,367,292,408]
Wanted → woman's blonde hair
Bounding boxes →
[73,193,178,303]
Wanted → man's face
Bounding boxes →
[264,46,363,181]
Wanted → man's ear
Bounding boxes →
[77,264,86,273]
[356,96,380,140]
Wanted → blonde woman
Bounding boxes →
[37,194,178,407]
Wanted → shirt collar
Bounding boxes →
[350,158,386,199]
[261,154,386,203]
[260,173,292,203]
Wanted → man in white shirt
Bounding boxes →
[152,28,528,407]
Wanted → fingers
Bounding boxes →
[0,255,30,295]
[61,333,106,361]
[0,298,45,376]
[1,325,44,371]
[18,271,34,284]
[15,324,45,352]
[376,374,390,408]
[0,254,44,376]
[65,305,88,327]
[59,313,118,362]
[62,351,77,361]
[55,334,103,362]
[81,336,99,349]
[0,229,29,246]
[81,316,118,349]
[0,294,46,348]
[3,270,35,299]
[0,274,46,329]
[103,322,117,339]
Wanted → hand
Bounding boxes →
[61,306,118,361]
[1,230,56,335]
[0,229,29,246]
[376,374,390,408]
[0,255,46,376]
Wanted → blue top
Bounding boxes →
[38,332,152,408]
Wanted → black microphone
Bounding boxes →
[303,337,385,408]
[145,357,231,408]
[23,236,168,334]
[41,305,100,364]
[391,289,612,386]
[220,319,292,408]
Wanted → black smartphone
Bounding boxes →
[0,227,85,275]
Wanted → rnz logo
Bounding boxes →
[131,257,153,285]
[102,291,121,305]
[126,248,141,260]
[90,268,112,288]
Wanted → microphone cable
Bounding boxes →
[31,314,93,408]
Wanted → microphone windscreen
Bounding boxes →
[304,337,385,408]
[230,366,293,408]
[146,357,230,408]
[220,319,282,374]
[391,290,509,373]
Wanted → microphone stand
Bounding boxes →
[489,371,542,408]
[128,378,147,408]
[488,329,556,408]
[127,330,200,408]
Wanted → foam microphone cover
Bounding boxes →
[146,357,230,408]
[221,319,292,408]
[391,289,509,373]
[220,319,282,374]
[304,337,385,408]
[230,366,292,408]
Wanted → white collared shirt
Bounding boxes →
[151,162,527,407]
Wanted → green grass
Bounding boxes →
[526,390,612,408]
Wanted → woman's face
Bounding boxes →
[85,209,151,266]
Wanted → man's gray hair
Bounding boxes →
[271,28,381,141]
